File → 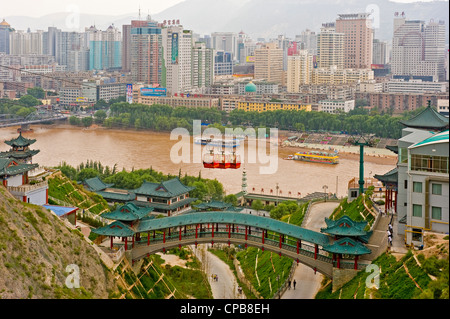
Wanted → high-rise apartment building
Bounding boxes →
[287,50,314,93]
[317,23,344,69]
[372,39,388,65]
[162,25,193,94]
[211,32,238,61]
[335,13,373,69]
[254,43,283,85]
[0,19,12,54]
[122,24,131,72]
[192,42,214,91]
[130,17,163,86]
[87,25,122,71]
[295,29,317,55]
[391,17,446,81]
[10,29,44,55]
[214,51,233,76]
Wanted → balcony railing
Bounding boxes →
[7,180,48,194]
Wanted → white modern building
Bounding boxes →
[318,99,355,114]
[384,79,448,94]
[162,25,193,95]
[391,17,446,81]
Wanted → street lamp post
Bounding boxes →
[323,185,328,201]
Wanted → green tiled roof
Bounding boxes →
[91,220,135,237]
[0,158,38,176]
[374,167,398,184]
[399,105,449,130]
[409,130,449,149]
[96,190,136,201]
[84,176,114,192]
[322,237,371,255]
[0,149,40,159]
[101,202,154,221]
[134,178,195,198]
[136,211,331,246]
[131,197,197,210]
[321,215,369,237]
[4,132,36,147]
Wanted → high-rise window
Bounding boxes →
[413,182,423,193]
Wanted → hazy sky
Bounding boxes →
[2,0,185,17]
[2,0,442,17]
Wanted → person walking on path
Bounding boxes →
[293,280,297,290]
[288,280,291,290]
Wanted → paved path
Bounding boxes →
[282,201,340,299]
[191,244,243,299]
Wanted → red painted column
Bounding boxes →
[195,224,198,239]
[385,188,388,212]
[279,234,282,249]
[147,232,150,246]
[354,255,358,270]
[179,227,182,241]
[212,223,214,238]
[245,226,248,241]
[163,231,166,243]
[125,237,128,251]
[394,190,398,213]
[314,244,318,260]
[110,236,113,249]
[228,224,231,238]
[337,254,341,269]
[262,230,265,244]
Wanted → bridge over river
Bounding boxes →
[94,211,375,279]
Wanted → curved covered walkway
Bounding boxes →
[94,211,371,278]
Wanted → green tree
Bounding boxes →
[18,94,40,107]
[224,194,238,207]
[69,116,81,126]
[27,87,45,99]
[94,110,107,123]
[251,199,264,214]
[82,116,93,127]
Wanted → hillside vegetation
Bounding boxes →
[0,186,119,298]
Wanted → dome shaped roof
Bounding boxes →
[0,19,10,27]
[244,81,257,93]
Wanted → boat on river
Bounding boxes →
[293,151,339,164]
[194,137,240,148]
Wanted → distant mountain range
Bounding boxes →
[5,0,449,42]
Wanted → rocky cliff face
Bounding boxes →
[0,186,119,299]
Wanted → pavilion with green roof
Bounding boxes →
[0,132,40,164]
[93,202,156,250]
[321,215,373,269]
[399,101,449,132]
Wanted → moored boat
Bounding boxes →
[293,151,339,164]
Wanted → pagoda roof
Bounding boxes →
[374,167,398,185]
[0,149,40,159]
[130,197,197,210]
[84,176,114,192]
[134,178,195,198]
[4,132,37,147]
[96,190,136,202]
[0,158,38,176]
[101,202,154,221]
[322,237,371,256]
[91,220,135,237]
[399,104,449,130]
[321,215,369,237]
